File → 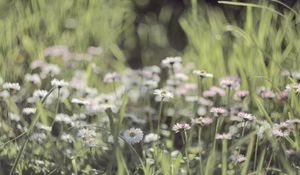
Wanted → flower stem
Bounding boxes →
[198,127,203,174]
[182,131,191,175]
[157,100,164,134]
[213,118,220,150]
[222,139,228,175]
[253,135,259,171]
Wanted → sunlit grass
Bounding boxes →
[0,0,300,174]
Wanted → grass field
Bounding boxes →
[1,0,300,174]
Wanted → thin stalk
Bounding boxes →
[198,127,203,175]
[213,118,220,150]
[51,88,60,127]
[0,132,26,147]
[238,125,246,154]
[113,81,118,100]
[157,100,164,134]
[182,131,191,175]
[194,77,202,116]
[241,135,255,175]
[222,139,228,175]
[128,143,146,171]
[226,88,231,112]
[253,135,259,171]
[266,152,273,173]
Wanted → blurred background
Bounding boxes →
[1,0,300,87]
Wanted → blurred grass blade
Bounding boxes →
[9,87,55,175]
[241,135,255,175]
[218,1,284,17]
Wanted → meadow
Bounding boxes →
[1,0,300,174]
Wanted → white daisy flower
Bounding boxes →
[123,128,144,144]
[3,82,21,91]
[55,113,72,124]
[153,89,174,102]
[172,123,191,133]
[71,98,89,106]
[144,133,160,143]
[161,56,182,68]
[33,89,48,100]
[210,107,228,116]
[193,70,213,78]
[191,117,213,126]
[25,74,41,85]
[216,133,233,140]
[237,112,256,121]
[103,72,121,83]
[51,79,69,88]
[78,128,96,138]
[30,132,47,143]
[22,107,37,115]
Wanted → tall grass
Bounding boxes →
[1,0,300,174]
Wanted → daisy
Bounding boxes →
[22,107,37,115]
[103,72,121,83]
[78,128,96,138]
[219,76,240,89]
[144,133,160,143]
[25,74,41,85]
[237,112,256,121]
[233,90,249,101]
[193,70,213,78]
[3,82,21,91]
[210,107,228,116]
[71,98,89,106]
[153,89,174,101]
[191,117,213,126]
[51,79,69,88]
[271,120,297,137]
[172,123,191,133]
[41,64,61,78]
[123,128,144,144]
[33,90,48,100]
[161,56,182,68]
[216,133,233,140]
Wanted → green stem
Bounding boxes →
[222,139,228,175]
[128,143,146,171]
[182,131,191,175]
[213,118,220,150]
[157,100,164,134]
[198,127,203,175]
[253,135,259,171]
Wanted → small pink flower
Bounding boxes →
[172,123,191,133]
[210,107,228,116]
[219,76,240,89]
[191,117,213,126]
[234,90,249,101]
